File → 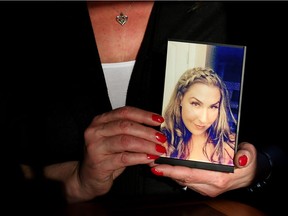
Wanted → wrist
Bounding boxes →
[247,151,272,192]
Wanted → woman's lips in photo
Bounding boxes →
[195,124,206,129]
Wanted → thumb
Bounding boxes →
[234,142,257,168]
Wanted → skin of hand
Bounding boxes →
[53,106,167,203]
[151,142,257,197]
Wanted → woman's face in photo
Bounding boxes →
[181,83,220,136]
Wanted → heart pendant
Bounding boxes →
[116,13,128,26]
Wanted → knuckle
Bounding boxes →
[119,152,131,164]
[183,177,192,184]
[119,135,140,151]
[118,120,133,133]
[84,127,94,139]
[84,125,102,140]
[85,139,95,152]
[214,177,229,191]
[119,135,132,146]
[118,106,131,117]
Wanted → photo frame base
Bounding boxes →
[155,157,234,173]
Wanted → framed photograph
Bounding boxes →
[155,40,246,173]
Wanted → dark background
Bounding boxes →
[225,2,287,149]
[224,2,288,214]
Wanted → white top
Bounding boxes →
[102,60,135,109]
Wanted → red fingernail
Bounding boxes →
[155,132,167,143]
[147,154,159,160]
[151,167,163,176]
[239,155,248,166]
[152,114,164,123]
[155,144,166,154]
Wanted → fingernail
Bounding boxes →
[238,155,248,166]
[155,132,167,143]
[155,144,166,154]
[147,154,159,160]
[151,167,163,176]
[152,114,164,123]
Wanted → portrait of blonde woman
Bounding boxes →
[160,67,237,167]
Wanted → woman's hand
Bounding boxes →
[69,106,167,202]
[150,142,257,197]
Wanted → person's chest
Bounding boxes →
[87,1,154,63]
